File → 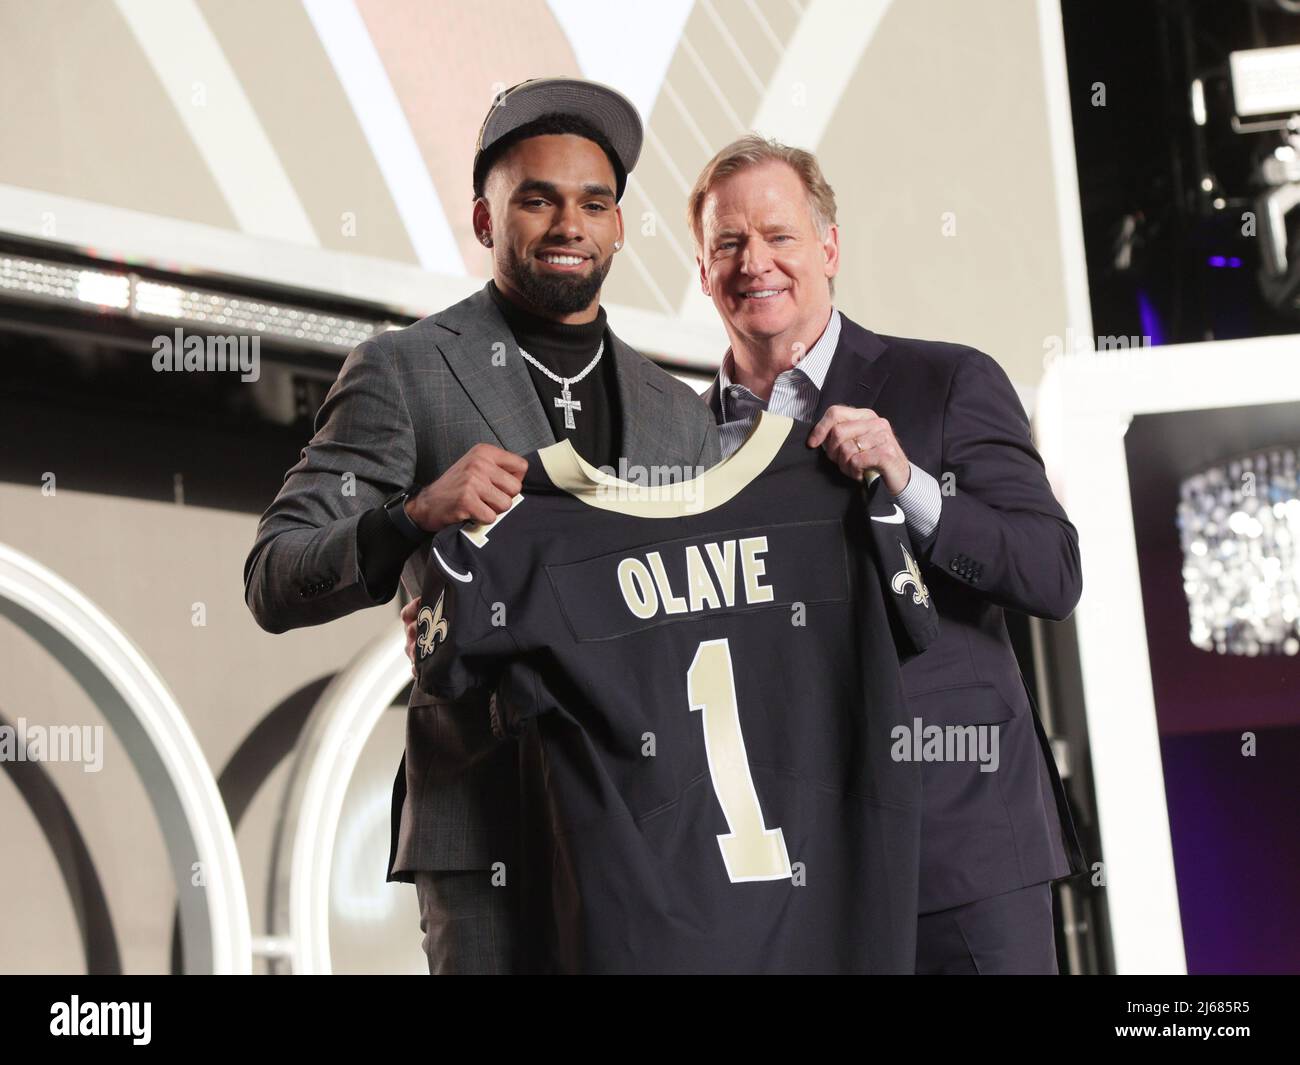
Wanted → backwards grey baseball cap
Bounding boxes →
[472,77,643,200]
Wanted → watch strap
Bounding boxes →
[383,488,426,544]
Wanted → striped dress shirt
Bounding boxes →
[715,308,942,547]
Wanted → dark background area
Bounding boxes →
[0,306,343,515]
[1062,0,1300,344]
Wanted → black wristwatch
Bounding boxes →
[382,487,426,544]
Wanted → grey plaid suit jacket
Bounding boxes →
[243,282,720,884]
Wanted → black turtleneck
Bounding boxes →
[354,281,623,604]
[487,279,621,468]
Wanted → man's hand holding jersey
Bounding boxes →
[407,443,528,531]
[807,404,911,494]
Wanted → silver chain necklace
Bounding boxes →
[516,339,605,430]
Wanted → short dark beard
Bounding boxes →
[501,247,612,316]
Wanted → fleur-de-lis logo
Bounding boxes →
[416,589,450,660]
[890,543,930,608]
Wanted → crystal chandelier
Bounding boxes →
[1177,446,1300,656]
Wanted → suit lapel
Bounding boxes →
[434,284,556,455]
[812,314,893,423]
[434,284,681,464]
[611,331,660,463]
[608,332,691,465]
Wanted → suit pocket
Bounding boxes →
[905,682,1015,725]
[908,684,1020,903]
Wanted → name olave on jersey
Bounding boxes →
[546,519,850,640]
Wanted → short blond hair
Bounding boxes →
[687,134,838,249]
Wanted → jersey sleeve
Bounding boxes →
[863,475,941,661]
[413,521,515,700]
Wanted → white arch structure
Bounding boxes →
[272,625,409,974]
[0,543,252,973]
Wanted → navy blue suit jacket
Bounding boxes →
[704,313,1088,912]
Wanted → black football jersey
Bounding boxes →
[415,410,938,973]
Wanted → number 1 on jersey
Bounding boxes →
[687,639,792,883]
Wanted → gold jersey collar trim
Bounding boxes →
[537,410,793,518]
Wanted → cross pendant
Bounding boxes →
[555,384,581,430]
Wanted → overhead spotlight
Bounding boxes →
[1220,45,1300,312]
[1230,44,1300,130]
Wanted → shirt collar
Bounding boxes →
[718,307,842,416]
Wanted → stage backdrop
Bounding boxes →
[0,0,1080,384]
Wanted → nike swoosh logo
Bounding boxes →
[433,547,472,582]
[872,505,906,524]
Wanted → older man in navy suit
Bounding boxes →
[689,134,1087,974]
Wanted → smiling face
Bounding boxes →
[697,160,839,356]
[476,133,624,322]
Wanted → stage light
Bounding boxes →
[1,256,112,304]
[74,270,130,309]
[133,280,184,318]
[130,284,389,350]
[1230,44,1300,122]
[0,250,396,351]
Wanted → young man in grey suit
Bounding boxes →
[243,78,719,974]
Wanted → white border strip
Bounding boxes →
[0,185,727,367]
[0,182,477,315]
